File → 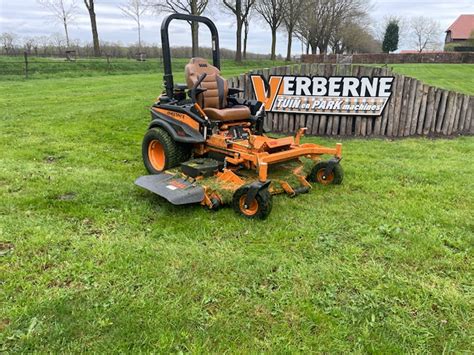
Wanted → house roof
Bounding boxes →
[446,14,474,40]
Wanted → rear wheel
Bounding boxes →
[232,185,273,220]
[142,127,191,174]
[308,161,344,185]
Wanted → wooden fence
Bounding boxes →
[227,64,473,137]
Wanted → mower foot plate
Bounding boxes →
[135,173,205,205]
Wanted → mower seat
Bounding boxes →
[185,57,251,122]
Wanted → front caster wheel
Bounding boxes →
[232,185,273,220]
[308,161,344,185]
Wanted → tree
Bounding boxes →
[255,0,286,60]
[382,19,399,53]
[148,0,209,57]
[84,0,100,57]
[119,0,148,51]
[37,0,77,48]
[0,32,17,55]
[410,16,441,52]
[331,21,381,54]
[23,37,38,55]
[296,0,368,54]
[222,0,256,62]
[282,0,304,61]
[51,32,67,53]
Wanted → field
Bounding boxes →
[388,64,474,96]
[0,56,286,80]
[1,62,473,352]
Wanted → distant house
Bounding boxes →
[445,14,474,43]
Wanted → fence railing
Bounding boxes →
[0,53,165,79]
[227,64,473,137]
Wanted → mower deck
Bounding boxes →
[136,156,321,206]
[135,173,205,205]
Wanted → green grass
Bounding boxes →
[1,71,473,352]
[386,64,474,96]
[0,56,286,80]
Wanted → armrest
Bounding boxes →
[188,87,208,103]
[227,96,247,106]
[228,87,245,96]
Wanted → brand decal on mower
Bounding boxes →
[251,75,394,116]
[168,180,188,189]
[153,108,200,131]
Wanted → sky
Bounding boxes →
[1,0,473,55]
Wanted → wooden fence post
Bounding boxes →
[416,85,429,135]
[106,55,111,74]
[24,51,28,79]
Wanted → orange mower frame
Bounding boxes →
[134,13,345,219]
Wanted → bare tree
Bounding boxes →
[222,0,256,62]
[84,0,100,57]
[332,21,380,54]
[0,32,17,55]
[282,0,304,61]
[119,0,148,51]
[37,0,77,48]
[297,0,368,54]
[148,0,209,57]
[255,0,286,60]
[410,16,441,52]
[23,37,38,54]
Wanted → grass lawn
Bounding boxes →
[1,67,473,352]
[387,64,474,96]
[0,56,286,80]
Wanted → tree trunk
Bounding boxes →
[286,27,293,61]
[85,1,100,57]
[190,0,199,57]
[63,19,70,48]
[235,19,243,62]
[137,17,141,51]
[243,19,249,60]
[271,28,277,60]
[191,22,199,57]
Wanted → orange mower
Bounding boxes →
[135,14,344,219]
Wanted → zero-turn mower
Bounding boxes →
[135,13,344,219]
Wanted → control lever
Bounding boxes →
[190,73,208,103]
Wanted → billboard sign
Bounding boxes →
[251,74,394,116]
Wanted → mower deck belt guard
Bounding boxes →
[135,173,205,205]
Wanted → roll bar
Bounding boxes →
[161,13,220,99]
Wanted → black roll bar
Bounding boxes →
[161,13,220,99]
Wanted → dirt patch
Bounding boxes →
[0,319,10,331]
[44,155,63,163]
[0,242,14,256]
[57,192,76,201]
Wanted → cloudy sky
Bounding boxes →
[1,0,473,55]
